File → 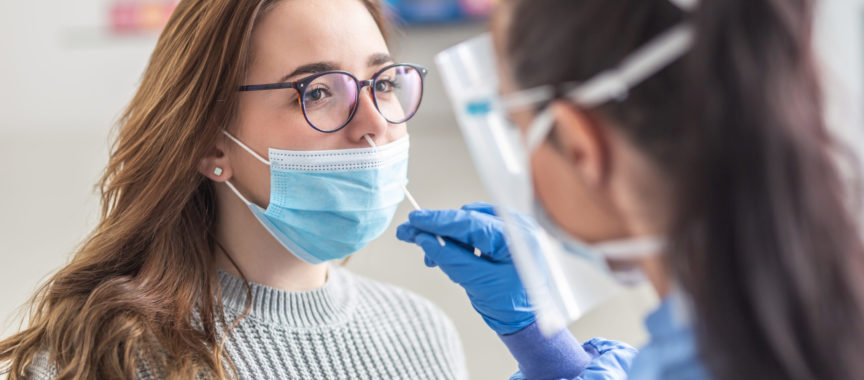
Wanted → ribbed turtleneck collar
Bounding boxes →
[217,266,356,329]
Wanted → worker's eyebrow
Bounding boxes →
[279,62,339,83]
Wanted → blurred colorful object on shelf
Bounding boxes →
[458,0,495,18]
[385,0,494,24]
[109,1,178,34]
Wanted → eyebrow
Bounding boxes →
[279,62,339,83]
[278,53,395,83]
[367,53,394,68]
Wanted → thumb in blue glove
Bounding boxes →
[396,202,535,335]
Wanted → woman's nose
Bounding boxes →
[345,86,389,144]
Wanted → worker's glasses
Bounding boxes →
[239,63,428,133]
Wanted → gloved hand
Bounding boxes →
[396,202,535,335]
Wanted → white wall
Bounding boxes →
[0,0,157,134]
[817,0,864,158]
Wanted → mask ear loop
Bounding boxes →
[224,180,254,206]
[525,109,557,153]
[593,236,667,261]
[219,130,269,207]
[222,130,271,166]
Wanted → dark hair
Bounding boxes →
[505,0,864,379]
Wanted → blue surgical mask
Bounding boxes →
[221,131,408,264]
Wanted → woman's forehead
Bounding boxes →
[249,0,390,82]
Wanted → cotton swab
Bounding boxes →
[364,135,446,247]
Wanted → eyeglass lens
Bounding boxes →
[301,65,423,132]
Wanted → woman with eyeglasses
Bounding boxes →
[0,0,465,379]
[399,0,864,379]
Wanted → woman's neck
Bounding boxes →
[213,184,329,291]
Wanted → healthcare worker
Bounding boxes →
[398,0,864,379]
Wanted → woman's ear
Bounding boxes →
[548,101,611,188]
[198,135,232,182]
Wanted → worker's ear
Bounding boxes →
[198,134,233,182]
[548,101,611,188]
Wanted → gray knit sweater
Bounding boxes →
[26,266,467,379]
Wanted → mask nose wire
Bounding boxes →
[364,134,448,248]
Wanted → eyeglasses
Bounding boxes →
[238,63,428,133]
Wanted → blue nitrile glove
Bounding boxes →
[396,202,535,335]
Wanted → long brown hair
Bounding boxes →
[0,0,390,378]
[506,0,864,379]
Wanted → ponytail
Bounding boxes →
[675,1,864,378]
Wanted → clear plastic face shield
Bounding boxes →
[435,0,695,336]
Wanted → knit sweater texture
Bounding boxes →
[25,266,467,379]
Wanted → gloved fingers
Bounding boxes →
[461,203,541,259]
[414,232,496,283]
[399,223,440,267]
[408,209,508,257]
[396,223,421,243]
[424,255,438,268]
[461,203,542,234]
[460,202,497,216]
[408,209,483,241]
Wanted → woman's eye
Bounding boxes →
[374,79,398,93]
[305,87,332,102]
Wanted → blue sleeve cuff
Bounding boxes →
[507,337,638,380]
[499,322,593,380]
